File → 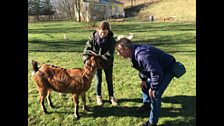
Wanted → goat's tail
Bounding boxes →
[31,60,39,72]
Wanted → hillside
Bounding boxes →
[125,0,196,22]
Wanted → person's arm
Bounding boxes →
[83,39,94,63]
[140,80,147,90]
[139,72,148,81]
[138,55,163,90]
[99,38,116,67]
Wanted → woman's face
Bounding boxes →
[98,29,109,38]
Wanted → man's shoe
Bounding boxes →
[96,95,103,106]
[137,103,151,111]
[139,121,157,126]
[109,96,118,106]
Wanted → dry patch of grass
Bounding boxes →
[136,0,196,22]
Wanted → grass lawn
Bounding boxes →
[28,20,196,126]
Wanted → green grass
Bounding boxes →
[28,19,195,126]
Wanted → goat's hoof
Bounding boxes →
[43,111,49,114]
[74,115,80,120]
[50,105,55,108]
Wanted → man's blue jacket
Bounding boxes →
[131,44,176,90]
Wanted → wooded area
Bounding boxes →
[28,0,82,22]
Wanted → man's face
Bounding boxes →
[98,29,109,38]
[116,45,130,59]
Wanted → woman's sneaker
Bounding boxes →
[139,121,157,126]
[96,95,103,106]
[109,96,118,106]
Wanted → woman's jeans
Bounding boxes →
[95,65,114,97]
[142,71,174,124]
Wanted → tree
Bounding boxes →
[61,0,74,19]
[129,0,136,7]
[28,0,55,21]
[28,0,41,21]
[74,0,81,22]
[43,0,55,15]
[51,0,76,19]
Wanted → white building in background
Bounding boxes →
[75,0,125,22]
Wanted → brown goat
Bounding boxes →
[31,55,103,119]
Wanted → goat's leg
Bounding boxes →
[39,91,48,114]
[81,93,90,112]
[47,90,55,108]
[72,94,80,119]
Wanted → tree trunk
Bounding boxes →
[131,0,133,7]
[74,0,81,22]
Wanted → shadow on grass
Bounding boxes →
[42,95,195,125]
[113,22,195,33]
[90,95,195,126]
[92,105,148,118]
[28,22,195,53]
[160,95,196,126]
[28,39,86,52]
[124,2,151,17]
[28,34,195,53]
[28,25,93,34]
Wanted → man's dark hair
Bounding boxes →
[116,38,133,49]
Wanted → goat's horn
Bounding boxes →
[117,33,134,41]
[117,35,125,41]
[127,33,134,40]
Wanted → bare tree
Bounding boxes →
[51,0,75,20]
[129,0,133,7]
[130,0,137,7]
[28,0,41,21]
[61,0,74,19]
[44,0,55,20]
[73,0,81,22]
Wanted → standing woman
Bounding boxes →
[83,21,118,106]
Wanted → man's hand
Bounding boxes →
[149,88,155,98]
[140,81,147,90]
